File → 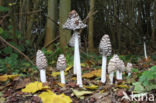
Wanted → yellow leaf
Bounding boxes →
[84,84,98,90]
[57,83,65,88]
[81,63,86,67]
[51,72,60,77]
[51,72,67,77]
[71,77,76,81]
[22,81,49,93]
[39,90,72,103]
[72,89,93,98]
[0,74,19,82]
[82,73,94,79]
[65,66,73,72]
[82,69,101,79]
[116,85,130,89]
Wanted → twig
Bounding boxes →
[46,16,59,26]
[43,36,60,48]
[0,36,34,65]
[79,10,98,34]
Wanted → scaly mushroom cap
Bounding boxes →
[126,62,133,73]
[36,50,48,70]
[68,32,81,47]
[57,54,66,71]
[63,10,87,30]
[99,34,112,56]
[117,59,125,72]
[108,54,118,73]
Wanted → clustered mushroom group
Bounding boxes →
[35,10,133,87]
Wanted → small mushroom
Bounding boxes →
[116,59,125,80]
[36,50,48,83]
[108,54,117,84]
[63,10,87,87]
[57,54,66,84]
[126,62,133,76]
[99,34,112,83]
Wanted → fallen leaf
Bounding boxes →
[16,78,31,90]
[0,97,5,103]
[57,83,65,88]
[116,85,130,89]
[0,74,19,82]
[84,84,98,90]
[22,81,49,93]
[82,69,101,79]
[51,72,67,77]
[39,90,72,103]
[72,89,93,98]
[65,66,73,72]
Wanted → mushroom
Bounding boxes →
[108,54,117,84]
[126,62,133,76]
[99,34,112,83]
[116,59,125,80]
[63,10,87,87]
[143,36,148,60]
[57,54,66,84]
[36,50,48,83]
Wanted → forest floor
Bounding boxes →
[0,56,156,103]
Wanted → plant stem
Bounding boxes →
[60,70,65,84]
[101,55,107,83]
[40,69,46,83]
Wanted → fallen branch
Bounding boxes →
[0,36,34,65]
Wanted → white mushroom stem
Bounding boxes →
[116,70,120,80]
[119,71,123,80]
[60,70,65,84]
[128,72,131,76]
[73,48,77,74]
[40,69,46,83]
[109,72,114,84]
[74,32,83,87]
[101,55,107,83]
[144,42,148,59]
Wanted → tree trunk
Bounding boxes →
[88,0,95,52]
[59,0,71,53]
[152,0,156,41]
[44,0,58,49]
[26,0,39,41]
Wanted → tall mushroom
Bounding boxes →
[57,54,66,84]
[126,62,133,76]
[36,50,48,83]
[63,10,87,87]
[108,54,117,84]
[99,34,112,83]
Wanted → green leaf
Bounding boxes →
[0,6,10,12]
[133,82,145,93]
[0,27,3,34]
